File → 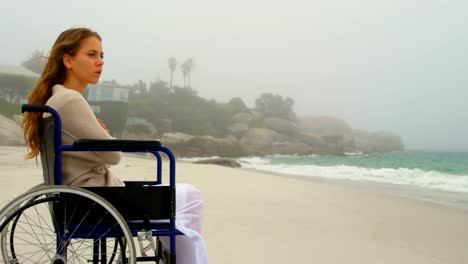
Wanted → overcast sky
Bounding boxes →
[1,0,467,150]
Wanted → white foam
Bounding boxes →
[178,156,221,162]
[239,157,468,194]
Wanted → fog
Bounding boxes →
[2,0,467,150]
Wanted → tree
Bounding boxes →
[254,93,296,120]
[168,57,177,91]
[227,97,248,114]
[0,74,36,104]
[133,80,147,92]
[92,101,128,138]
[126,80,148,98]
[148,80,170,97]
[180,58,195,88]
[22,50,46,74]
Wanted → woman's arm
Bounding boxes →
[58,94,122,165]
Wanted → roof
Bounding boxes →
[0,64,40,78]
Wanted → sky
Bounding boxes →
[1,0,467,150]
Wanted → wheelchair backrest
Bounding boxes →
[40,116,57,185]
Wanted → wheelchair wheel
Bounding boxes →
[0,186,136,264]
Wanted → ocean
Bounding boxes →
[181,150,468,208]
[238,150,468,194]
[234,150,468,209]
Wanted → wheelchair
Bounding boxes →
[0,105,183,264]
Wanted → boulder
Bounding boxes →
[193,158,241,168]
[161,133,246,157]
[227,122,249,138]
[160,132,194,156]
[263,117,299,136]
[216,136,246,157]
[232,112,254,124]
[297,132,326,148]
[185,136,219,157]
[161,132,193,145]
[299,116,353,137]
[271,141,312,155]
[239,128,283,155]
[321,134,346,155]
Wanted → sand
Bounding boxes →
[1,146,468,263]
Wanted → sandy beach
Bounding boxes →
[1,146,468,264]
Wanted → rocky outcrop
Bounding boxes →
[270,141,312,155]
[161,132,194,145]
[160,132,194,155]
[227,122,248,138]
[297,116,357,155]
[161,133,245,157]
[136,111,404,158]
[185,136,219,157]
[216,136,246,157]
[239,128,284,155]
[0,114,24,146]
[297,132,325,149]
[299,116,353,136]
[193,158,241,168]
[159,113,404,157]
[353,129,404,153]
[232,112,254,124]
[263,117,299,136]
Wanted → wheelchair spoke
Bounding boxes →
[61,202,108,253]
[0,187,136,264]
[58,200,97,254]
[4,229,55,262]
[67,243,90,264]
[14,249,50,264]
[58,199,127,263]
[33,201,56,241]
[14,204,56,262]
[20,210,48,248]
[11,220,55,233]
[6,237,54,264]
[25,206,54,249]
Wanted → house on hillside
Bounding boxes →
[0,65,39,78]
[86,82,129,136]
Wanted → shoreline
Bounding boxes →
[2,146,468,263]
[240,166,468,212]
[120,152,468,212]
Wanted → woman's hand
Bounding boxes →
[97,118,110,134]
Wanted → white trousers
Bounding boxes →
[160,183,209,264]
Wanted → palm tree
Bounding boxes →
[168,57,177,91]
[180,58,195,89]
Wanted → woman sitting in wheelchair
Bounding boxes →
[22,27,209,264]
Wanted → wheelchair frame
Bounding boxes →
[0,104,183,264]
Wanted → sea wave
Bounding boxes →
[178,156,221,162]
[238,156,468,194]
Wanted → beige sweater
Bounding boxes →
[45,84,124,187]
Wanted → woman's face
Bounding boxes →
[65,36,104,86]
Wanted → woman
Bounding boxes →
[22,27,208,264]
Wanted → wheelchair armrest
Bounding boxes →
[22,104,51,113]
[73,139,161,151]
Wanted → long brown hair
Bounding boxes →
[22,28,101,159]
